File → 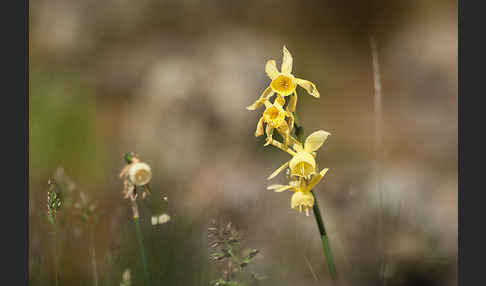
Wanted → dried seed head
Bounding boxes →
[128,162,152,186]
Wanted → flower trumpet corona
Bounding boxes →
[246,46,320,112]
[267,130,330,180]
[255,99,295,146]
[267,168,329,215]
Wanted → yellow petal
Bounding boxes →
[254,117,264,137]
[306,168,329,191]
[304,130,330,153]
[281,46,293,74]
[295,78,320,98]
[277,122,290,146]
[267,161,290,180]
[287,91,297,112]
[246,86,273,110]
[264,126,274,145]
[267,184,294,192]
[265,60,279,80]
[288,112,295,133]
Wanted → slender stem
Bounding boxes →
[53,224,59,286]
[311,190,337,280]
[292,112,305,144]
[370,36,386,285]
[131,199,152,286]
[89,226,99,286]
[293,113,337,280]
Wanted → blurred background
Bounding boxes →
[29,0,457,285]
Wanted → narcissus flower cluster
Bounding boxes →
[247,46,330,215]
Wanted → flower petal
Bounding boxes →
[254,117,264,137]
[267,184,294,192]
[306,168,329,191]
[287,91,297,112]
[265,60,279,80]
[267,161,290,180]
[246,86,273,110]
[277,121,290,146]
[264,125,275,145]
[281,46,293,74]
[304,130,331,153]
[288,112,295,133]
[296,78,320,98]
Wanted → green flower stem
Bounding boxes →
[311,190,337,280]
[292,112,305,144]
[131,200,152,286]
[293,110,337,280]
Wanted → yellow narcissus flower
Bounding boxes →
[267,130,330,180]
[255,99,295,146]
[246,46,320,112]
[267,168,329,215]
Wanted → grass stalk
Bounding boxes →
[53,223,59,286]
[293,111,337,280]
[370,37,386,285]
[89,226,99,286]
[131,199,153,286]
